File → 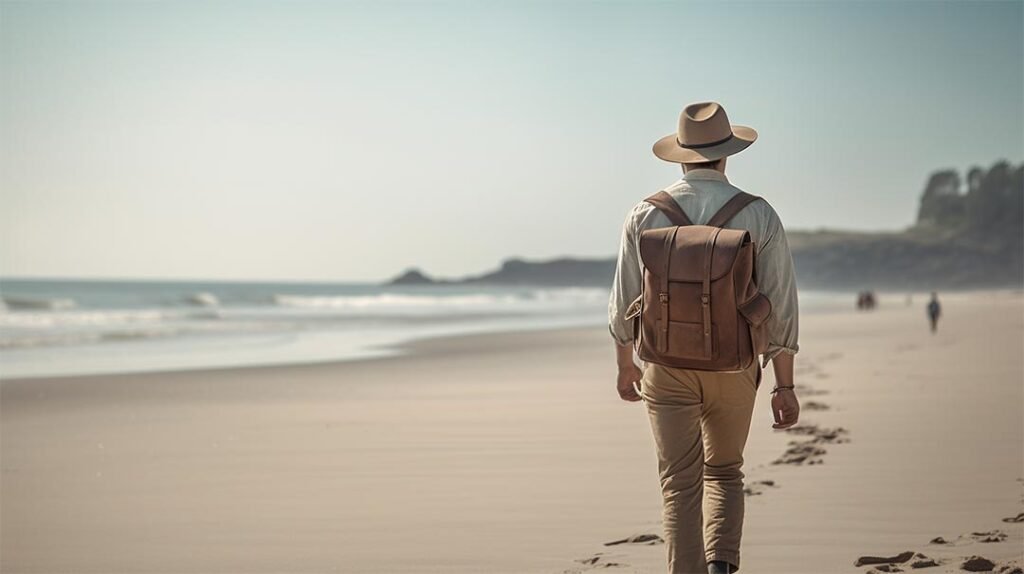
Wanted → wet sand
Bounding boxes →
[2,291,1022,573]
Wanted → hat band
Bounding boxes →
[676,133,734,150]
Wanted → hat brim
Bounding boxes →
[652,125,758,163]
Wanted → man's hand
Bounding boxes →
[769,352,799,429]
[771,388,800,429]
[614,342,643,402]
[617,363,643,402]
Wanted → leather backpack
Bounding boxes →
[624,190,773,372]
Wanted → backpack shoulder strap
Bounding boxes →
[644,191,693,226]
[706,192,761,228]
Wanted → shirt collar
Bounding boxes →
[682,169,729,184]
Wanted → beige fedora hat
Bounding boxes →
[653,101,757,163]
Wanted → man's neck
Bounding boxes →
[681,167,729,183]
[682,166,726,176]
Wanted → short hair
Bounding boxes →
[682,158,723,171]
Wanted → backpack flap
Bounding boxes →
[639,226,750,282]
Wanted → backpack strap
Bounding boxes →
[644,191,694,226]
[657,226,679,354]
[706,192,761,228]
[701,227,722,358]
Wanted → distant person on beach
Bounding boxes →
[927,292,942,333]
[609,102,800,574]
[857,290,877,311]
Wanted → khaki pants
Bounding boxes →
[639,361,760,573]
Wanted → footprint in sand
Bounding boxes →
[795,383,829,397]
[961,556,997,572]
[855,551,942,572]
[743,479,778,496]
[970,530,1008,543]
[862,518,1022,574]
[568,534,663,572]
[773,425,849,465]
[1002,511,1024,523]
[573,554,626,570]
[854,550,915,567]
[791,425,849,442]
[603,533,663,546]
[909,556,940,568]
[928,528,1011,547]
[773,442,828,466]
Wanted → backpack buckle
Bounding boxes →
[701,294,710,305]
[659,292,669,303]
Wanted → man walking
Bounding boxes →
[608,102,801,574]
[927,292,942,333]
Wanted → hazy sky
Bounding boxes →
[2,1,1022,282]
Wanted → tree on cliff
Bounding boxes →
[916,160,1023,235]
[964,160,1024,233]
[916,170,963,227]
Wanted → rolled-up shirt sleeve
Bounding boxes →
[608,207,643,345]
[755,210,800,366]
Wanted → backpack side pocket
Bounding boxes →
[738,293,772,355]
[625,295,643,343]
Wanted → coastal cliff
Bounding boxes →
[388,161,1023,290]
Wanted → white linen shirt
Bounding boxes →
[607,169,799,366]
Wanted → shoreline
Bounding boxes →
[3,288,1018,383]
[2,291,1022,573]
[0,323,616,392]
[0,313,608,381]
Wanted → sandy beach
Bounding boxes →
[2,291,1022,574]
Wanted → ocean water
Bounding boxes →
[0,279,854,379]
[0,279,611,378]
